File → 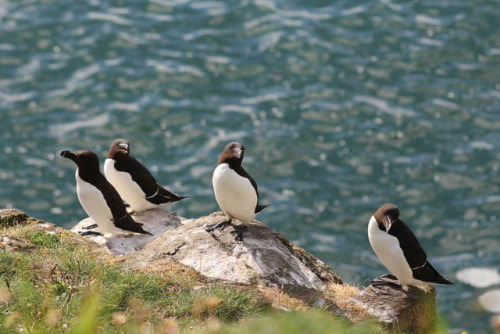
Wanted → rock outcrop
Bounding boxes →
[1,208,440,333]
[349,275,438,333]
[72,210,342,290]
[129,212,342,290]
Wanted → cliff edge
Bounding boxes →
[1,208,439,333]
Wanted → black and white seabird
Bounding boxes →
[209,142,268,241]
[368,203,453,286]
[104,139,188,213]
[60,150,151,236]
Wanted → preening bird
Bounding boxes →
[368,203,453,286]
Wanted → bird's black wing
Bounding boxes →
[388,219,451,284]
[412,261,454,285]
[115,156,188,205]
[233,165,269,214]
[114,156,158,196]
[148,186,189,205]
[95,176,151,235]
[387,219,428,269]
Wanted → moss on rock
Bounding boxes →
[0,209,39,228]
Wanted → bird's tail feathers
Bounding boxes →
[113,215,152,235]
[255,204,269,214]
[147,185,189,204]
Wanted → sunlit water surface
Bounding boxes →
[1,0,499,332]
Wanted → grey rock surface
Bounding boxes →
[70,208,181,255]
[127,211,342,290]
[349,276,438,334]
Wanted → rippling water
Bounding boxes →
[1,0,499,332]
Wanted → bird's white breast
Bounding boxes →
[75,172,118,235]
[368,215,414,285]
[104,159,152,212]
[212,163,257,223]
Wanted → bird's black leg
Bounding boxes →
[380,273,398,280]
[234,225,247,242]
[79,231,102,236]
[205,219,233,232]
[370,274,401,287]
[83,224,98,230]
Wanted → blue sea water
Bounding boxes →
[1,0,499,332]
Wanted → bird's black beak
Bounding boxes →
[117,142,130,155]
[60,150,78,161]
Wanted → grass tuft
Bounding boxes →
[25,231,60,247]
[0,210,31,229]
[0,224,271,333]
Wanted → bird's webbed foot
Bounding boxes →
[370,274,401,287]
[78,231,102,237]
[205,219,233,232]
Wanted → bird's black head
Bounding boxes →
[60,150,100,172]
[373,203,400,232]
[218,142,245,165]
[107,139,130,160]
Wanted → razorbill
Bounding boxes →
[368,203,453,286]
[209,142,268,241]
[60,150,151,236]
[104,139,188,213]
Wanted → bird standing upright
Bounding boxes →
[60,150,151,236]
[368,203,453,286]
[210,142,268,241]
[104,139,188,213]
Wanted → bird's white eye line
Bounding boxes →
[384,215,393,232]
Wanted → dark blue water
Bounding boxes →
[1,0,499,332]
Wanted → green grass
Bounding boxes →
[0,225,269,333]
[199,310,386,334]
[24,231,60,248]
[0,223,404,334]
